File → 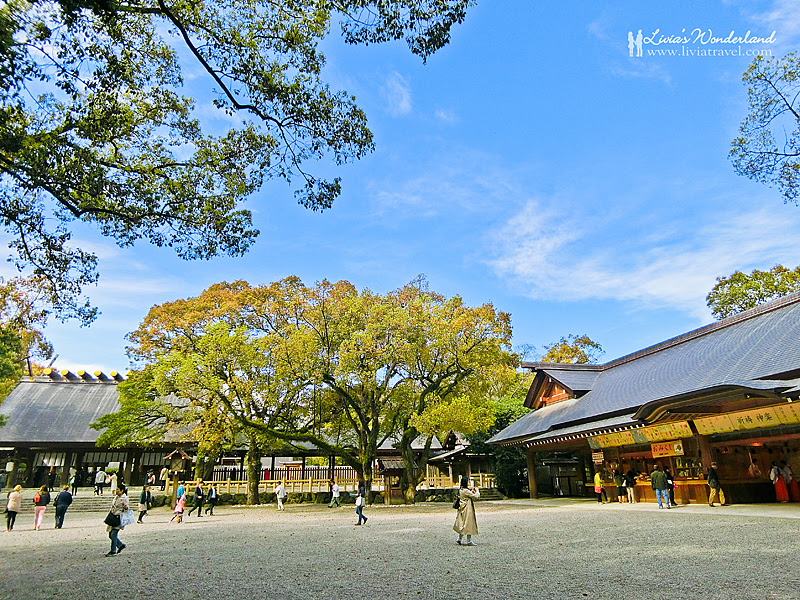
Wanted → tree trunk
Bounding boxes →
[246,437,262,505]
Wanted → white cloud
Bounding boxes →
[607,60,673,86]
[382,71,412,116]
[434,109,459,124]
[489,200,800,321]
[748,0,800,47]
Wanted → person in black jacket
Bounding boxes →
[33,485,51,530]
[205,483,219,515]
[54,485,73,529]
[187,480,205,517]
[137,485,152,523]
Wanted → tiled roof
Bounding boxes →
[490,291,800,445]
[0,378,120,444]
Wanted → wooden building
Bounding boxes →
[489,292,800,504]
[0,370,183,488]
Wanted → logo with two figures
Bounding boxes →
[628,30,643,57]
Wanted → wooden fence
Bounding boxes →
[167,473,495,497]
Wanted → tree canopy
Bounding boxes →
[103,275,514,502]
[541,334,603,364]
[730,52,800,205]
[706,264,800,320]
[0,0,472,323]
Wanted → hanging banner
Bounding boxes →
[588,421,692,448]
[694,404,800,435]
[651,440,685,458]
[591,451,605,464]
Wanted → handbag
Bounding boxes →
[120,508,135,527]
[104,511,121,527]
[452,495,460,509]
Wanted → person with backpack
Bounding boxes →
[54,485,73,529]
[32,485,51,529]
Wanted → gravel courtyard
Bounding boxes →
[2,499,799,600]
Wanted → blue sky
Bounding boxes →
[12,0,800,374]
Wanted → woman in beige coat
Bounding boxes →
[453,477,480,546]
[6,484,22,531]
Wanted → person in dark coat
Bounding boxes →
[205,483,219,515]
[187,480,205,517]
[137,485,152,523]
[650,465,670,509]
[707,462,726,506]
[54,485,73,529]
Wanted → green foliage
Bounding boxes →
[0,1,472,323]
[115,275,513,500]
[706,264,800,320]
[730,52,800,204]
[541,334,603,364]
[467,390,531,498]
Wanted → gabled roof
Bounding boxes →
[490,291,800,445]
[0,377,120,444]
[524,365,601,405]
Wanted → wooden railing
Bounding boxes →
[167,473,496,496]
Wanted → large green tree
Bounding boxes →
[1,0,472,322]
[541,334,603,364]
[730,52,800,204]
[706,264,800,320]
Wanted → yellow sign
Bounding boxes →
[694,404,800,435]
[588,421,692,448]
[651,440,685,458]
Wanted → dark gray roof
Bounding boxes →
[537,367,601,394]
[0,378,120,444]
[490,291,800,445]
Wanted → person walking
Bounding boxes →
[770,461,789,502]
[69,470,80,496]
[354,482,368,525]
[664,468,676,506]
[105,486,129,556]
[274,480,286,511]
[6,484,22,531]
[205,482,218,515]
[707,461,726,506]
[0,470,7,493]
[53,485,73,529]
[171,492,186,523]
[33,485,51,529]
[624,468,637,503]
[328,479,341,508]
[109,472,118,494]
[453,477,480,546]
[137,485,152,523]
[187,480,205,517]
[650,465,670,509]
[95,468,106,496]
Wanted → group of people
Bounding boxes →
[170,480,220,523]
[4,484,74,531]
[769,460,800,502]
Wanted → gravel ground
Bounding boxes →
[1,499,799,600]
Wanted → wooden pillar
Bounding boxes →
[697,434,712,472]
[270,455,276,480]
[301,456,306,479]
[526,447,539,499]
